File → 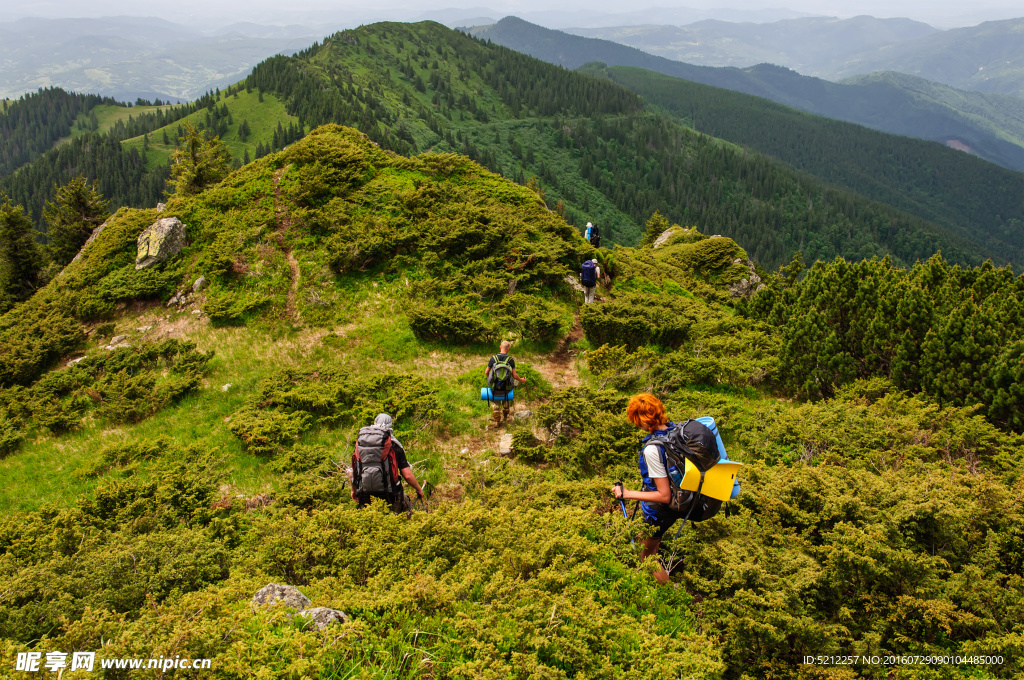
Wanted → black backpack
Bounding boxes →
[488,355,514,392]
[648,419,723,520]
[352,426,402,500]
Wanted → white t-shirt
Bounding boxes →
[644,444,667,479]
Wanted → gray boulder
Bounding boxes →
[652,227,679,249]
[136,217,186,270]
[251,583,311,612]
[728,259,766,298]
[297,607,350,631]
[513,410,532,421]
[498,433,514,456]
[156,202,166,213]
[192,275,209,293]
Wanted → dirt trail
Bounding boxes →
[272,167,301,324]
[531,315,583,389]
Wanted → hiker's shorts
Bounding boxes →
[643,508,690,540]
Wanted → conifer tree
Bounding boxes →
[0,194,43,314]
[642,210,670,246]
[43,177,111,268]
[167,122,232,197]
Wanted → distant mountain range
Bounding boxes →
[0,17,319,101]
[566,16,1024,97]
[569,16,940,75]
[470,17,1024,172]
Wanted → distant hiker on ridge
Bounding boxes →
[589,223,601,249]
[580,258,601,304]
[585,222,594,242]
[349,413,425,516]
[484,340,527,426]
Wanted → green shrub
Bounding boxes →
[89,436,173,476]
[269,444,338,474]
[0,416,24,457]
[203,288,271,325]
[0,302,84,387]
[511,431,547,464]
[408,297,489,344]
[229,407,312,456]
[586,344,657,391]
[581,292,700,348]
[76,265,179,321]
[228,364,441,454]
[94,322,116,338]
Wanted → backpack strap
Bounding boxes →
[383,436,402,486]
[352,442,363,494]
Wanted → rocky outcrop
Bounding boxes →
[297,607,349,631]
[192,275,209,293]
[653,226,704,249]
[136,217,186,270]
[728,258,767,298]
[251,583,311,612]
[653,227,679,249]
[564,275,585,293]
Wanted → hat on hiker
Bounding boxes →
[373,413,393,430]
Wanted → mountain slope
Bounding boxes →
[472,17,1024,173]
[1,123,1022,680]
[236,21,1022,268]
[588,64,1024,260]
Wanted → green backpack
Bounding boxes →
[488,355,514,391]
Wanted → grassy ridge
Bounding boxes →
[119,90,299,170]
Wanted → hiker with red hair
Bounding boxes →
[614,393,690,583]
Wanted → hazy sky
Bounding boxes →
[2,0,1021,28]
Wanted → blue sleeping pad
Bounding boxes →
[481,388,514,402]
[695,416,741,499]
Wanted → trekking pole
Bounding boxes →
[614,482,634,545]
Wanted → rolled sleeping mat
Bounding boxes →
[481,388,514,402]
[695,416,741,499]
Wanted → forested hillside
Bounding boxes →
[473,17,1024,173]
[589,65,1024,263]
[0,89,115,176]
[185,21,1016,268]
[0,90,269,229]
[0,124,1021,678]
